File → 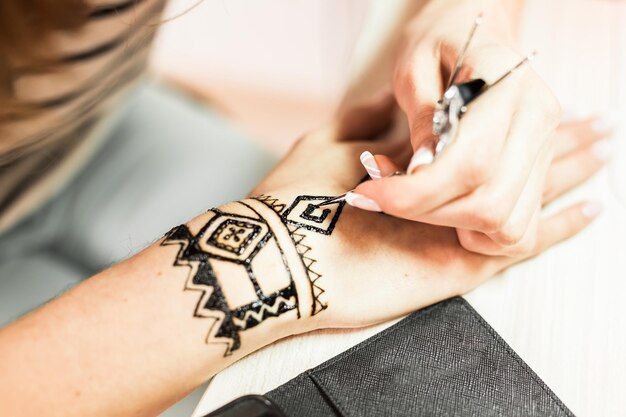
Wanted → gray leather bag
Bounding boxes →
[266,297,574,417]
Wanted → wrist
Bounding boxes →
[174,192,344,357]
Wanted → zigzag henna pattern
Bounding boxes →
[287,224,328,315]
[162,195,344,355]
[161,206,297,355]
[255,194,344,315]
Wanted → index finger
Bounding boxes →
[353,79,516,219]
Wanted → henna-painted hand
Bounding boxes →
[342,2,613,257]
[247,122,601,333]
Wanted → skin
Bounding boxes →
[361,116,610,256]
[259,143,597,332]
[349,0,613,256]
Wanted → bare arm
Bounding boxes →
[0,125,596,417]
[0,201,306,416]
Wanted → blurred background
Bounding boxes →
[149,0,402,153]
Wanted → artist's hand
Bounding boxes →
[249,127,601,331]
[345,1,613,256]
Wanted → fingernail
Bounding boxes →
[561,109,589,122]
[590,139,611,161]
[360,151,382,179]
[581,201,603,218]
[407,147,434,173]
[345,192,382,212]
[591,118,615,134]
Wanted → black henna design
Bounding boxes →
[162,195,344,355]
[207,219,261,255]
[256,194,343,315]
[254,195,287,214]
[286,224,328,315]
[302,204,331,224]
[161,207,297,356]
[281,195,345,235]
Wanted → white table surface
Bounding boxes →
[194,1,626,416]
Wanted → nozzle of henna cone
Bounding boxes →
[314,193,349,207]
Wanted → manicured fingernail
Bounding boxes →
[360,151,382,179]
[345,192,382,212]
[581,201,603,218]
[407,147,434,173]
[592,118,614,134]
[590,139,611,161]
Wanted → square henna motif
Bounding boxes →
[207,219,261,255]
[282,195,345,235]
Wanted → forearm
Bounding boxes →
[0,196,324,417]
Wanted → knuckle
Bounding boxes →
[458,158,491,189]
[494,224,526,246]
[542,181,556,203]
[457,229,478,252]
[527,77,562,130]
[468,203,508,233]
[506,239,535,257]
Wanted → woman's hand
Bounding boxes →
[249,125,600,332]
[344,1,613,256]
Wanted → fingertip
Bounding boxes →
[537,200,602,252]
[590,139,612,162]
[360,151,382,179]
[560,109,591,124]
[566,199,603,234]
[581,200,603,219]
[591,117,616,136]
[345,192,382,212]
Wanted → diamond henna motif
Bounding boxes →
[161,208,297,356]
